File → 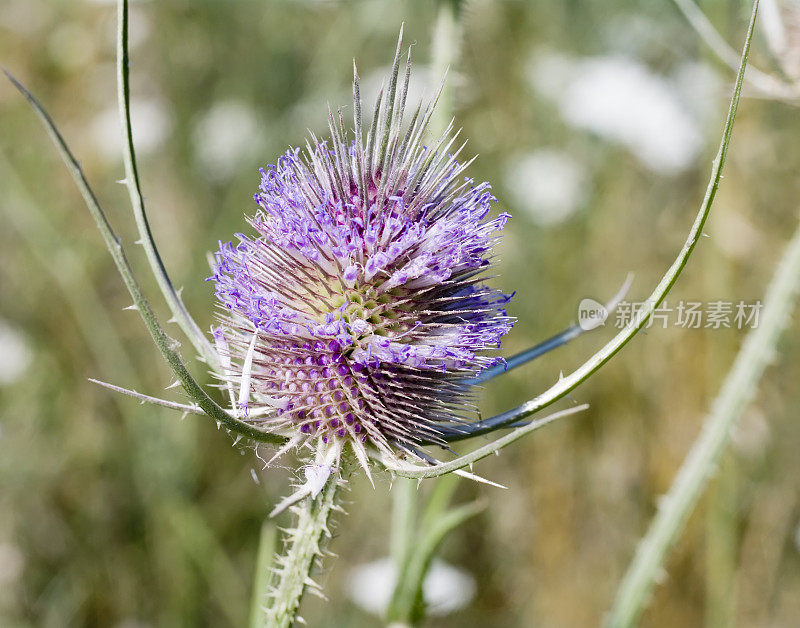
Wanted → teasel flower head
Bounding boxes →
[210,30,514,470]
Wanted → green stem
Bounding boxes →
[249,521,278,628]
[4,70,283,445]
[387,406,588,479]
[386,498,483,625]
[261,475,341,628]
[385,0,759,479]
[390,478,417,567]
[429,0,460,140]
[386,478,420,626]
[606,218,800,627]
[0,150,140,388]
[117,0,220,370]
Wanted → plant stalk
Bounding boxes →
[385,0,760,479]
[117,0,219,370]
[390,478,418,568]
[4,70,284,445]
[258,473,341,628]
[606,217,800,627]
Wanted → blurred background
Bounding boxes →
[1,0,799,626]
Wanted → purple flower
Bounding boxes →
[210,33,513,462]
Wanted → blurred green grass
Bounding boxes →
[1,1,799,626]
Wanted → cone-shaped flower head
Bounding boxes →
[211,31,514,465]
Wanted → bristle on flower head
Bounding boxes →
[210,29,514,466]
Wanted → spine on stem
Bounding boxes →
[260,474,342,628]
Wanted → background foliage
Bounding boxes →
[1,1,798,626]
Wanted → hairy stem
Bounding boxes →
[260,474,341,628]
[606,218,800,627]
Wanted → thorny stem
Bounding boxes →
[117,0,220,370]
[261,471,342,628]
[385,0,760,479]
[1,151,252,625]
[606,218,800,627]
[3,71,284,446]
[385,405,589,479]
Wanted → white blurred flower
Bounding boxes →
[530,52,704,174]
[348,557,475,617]
[600,13,671,56]
[710,209,761,261]
[0,0,46,35]
[0,543,24,586]
[504,149,589,225]
[192,100,264,181]
[731,407,771,459]
[527,51,574,101]
[90,97,171,161]
[671,61,724,124]
[0,320,32,386]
